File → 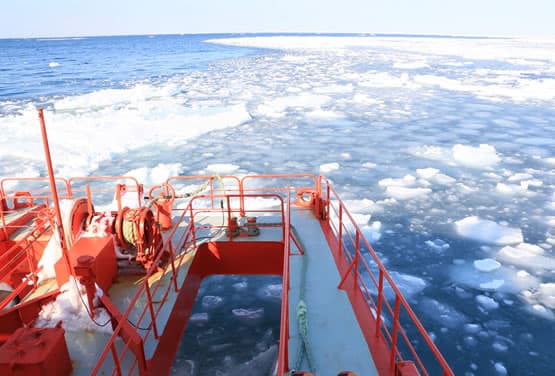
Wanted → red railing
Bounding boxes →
[68,176,144,209]
[0,177,72,240]
[0,177,70,309]
[320,176,453,376]
[277,191,292,375]
[92,191,287,375]
[0,173,452,375]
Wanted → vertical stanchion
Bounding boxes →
[375,270,384,337]
[38,109,72,274]
[390,295,401,369]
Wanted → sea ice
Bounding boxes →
[232,281,248,292]
[452,144,501,169]
[473,258,501,272]
[433,173,456,185]
[476,295,499,310]
[507,173,533,182]
[125,163,183,186]
[416,168,439,179]
[497,243,555,270]
[319,162,340,173]
[419,297,467,328]
[189,312,209,325]
[479,280,505,290]
[232,308,265,326]
[385,186,431,200]
[343,198,381,214]
[201,295,224,310]
[361,221,382,242]
[425,239,450,251]
[258,284,282,303]
[494,362,508,375]
[495,182,528,195]
[378,174,416,187]
[454,217,523,245]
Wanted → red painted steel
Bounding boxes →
[277,192,292,375]
[0,327,72,376]
[319,177,454,375]
[54,236,117,293]
[38,109,69,254]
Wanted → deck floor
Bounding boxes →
[287,207,378,376]
[24,206,377,375]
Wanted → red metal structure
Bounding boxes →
[0,110,454,375]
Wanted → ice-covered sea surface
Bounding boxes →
[1,34,555,375]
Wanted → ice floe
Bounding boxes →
[425,238,450,251]
[454,217,523,245]
[474,258,501,272]
[476,295,499,310]
[319,162,340,173]
[231,308,265,326]
[257,284,282,304]
[385,186,431,200]
[452,144,501,169]
[497,243,555,270]
[201,295,224,310]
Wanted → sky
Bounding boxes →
[1,0,554,39]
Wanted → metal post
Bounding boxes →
[390,295,401,369]
[168,240,179,292]
[110,342,123,376]
[354,229,360,289]
[338,204,343,255]
[38,109,72,272]
[190,205,196,249]
[144,282,159,339]
[375,270,384,336]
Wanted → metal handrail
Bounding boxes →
[92,191,286,375]
[68,176,144,208]
[277,191,292,374]
[321,176,453,375]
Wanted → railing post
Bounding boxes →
[226,195,232,241]
[209,178,214,209]
[239,177,245,217]
[144,282,159,339]
[190,205,196,249]
[338,204,343,255]
[375,270,384,337]
[354,229,360,289]
[37,109,72,275]
[390,295,401,369]
[110,342,123,376]
[168,239,179,292]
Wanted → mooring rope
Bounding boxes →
[292,225,316,373]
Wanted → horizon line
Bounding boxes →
[0,31,534,41]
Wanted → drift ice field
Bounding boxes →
[1,34,554,375]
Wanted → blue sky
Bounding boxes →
[1,0,554,38]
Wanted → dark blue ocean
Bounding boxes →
[1,34,554,375]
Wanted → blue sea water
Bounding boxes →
[0,34,259,104]
[1,33,555,375]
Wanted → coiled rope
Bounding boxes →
[122,210,139,246]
